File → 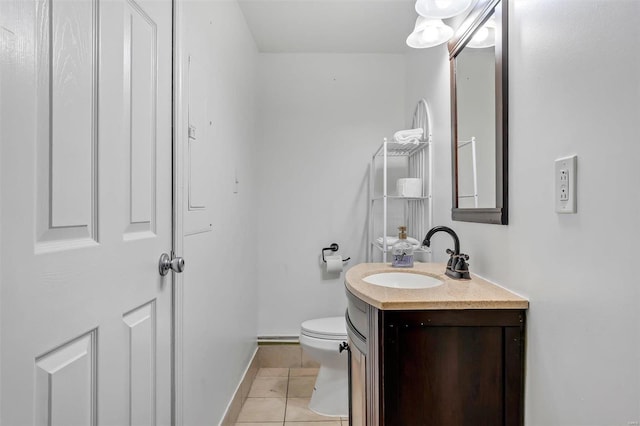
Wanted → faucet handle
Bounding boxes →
[445,249,455,269]
[453,254,471,279]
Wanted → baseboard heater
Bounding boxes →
[257,335,299,344]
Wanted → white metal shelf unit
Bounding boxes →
[368,140,431,261]
[367,99,434,262]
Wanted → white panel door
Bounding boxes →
[0,0,173,424]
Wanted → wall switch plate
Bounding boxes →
[555,155,577,213]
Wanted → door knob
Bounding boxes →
[159,253,185,276]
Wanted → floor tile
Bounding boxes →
[257,368,289,378]
[285,422,341,426]
[285,398,338,422]
[248,377,288,398]
[289,368,318,377]
[287,377,315,398]
[237,398,286,423]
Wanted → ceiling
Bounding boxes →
[238,0,419,54]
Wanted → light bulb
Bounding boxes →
[466,23,495,48]
[407,17,453,48]
[473,27,489,43]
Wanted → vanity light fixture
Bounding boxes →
[415,0,473,19]
[466,16,496,48]
[406,17,454,48]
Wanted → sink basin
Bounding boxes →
[363,272,443,289]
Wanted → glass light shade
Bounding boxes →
[415,0,473,19]
[466,18,496,48]
[406,17,454,48]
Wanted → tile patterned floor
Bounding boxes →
[236,367,347,425]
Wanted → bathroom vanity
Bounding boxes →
[344,262,528,426]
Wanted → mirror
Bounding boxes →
[449,0,508,224]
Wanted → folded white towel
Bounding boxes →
[376,236,422,247]
[393,128,424,141]
[394,137,421,145]
[392,128,424,145]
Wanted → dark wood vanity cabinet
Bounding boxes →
[346,290,526,426]
[382,309,525,425]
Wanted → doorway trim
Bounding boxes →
[171,0,185,424]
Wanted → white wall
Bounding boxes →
[404,45,453,247]
[0,13,8,420]
[178,1,259,424]
[416,1,640,424]
[255,54,406,336]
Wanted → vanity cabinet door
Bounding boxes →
[381,310,525,426]
[346,308,368,426]
[349,338,367,426]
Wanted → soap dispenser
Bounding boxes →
[391,226,414,268]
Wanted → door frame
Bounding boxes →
[171,0,185,424]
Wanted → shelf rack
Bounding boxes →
[367,137,432,262]
[367,99,434,262]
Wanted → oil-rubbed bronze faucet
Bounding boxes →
[422,226,471,280]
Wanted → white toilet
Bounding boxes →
[299,316,348,417]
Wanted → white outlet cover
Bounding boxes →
[555,155,577,214]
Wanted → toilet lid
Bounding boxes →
[301,316,347,340]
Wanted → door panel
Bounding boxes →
[123,301,157,426]
[349,342,366,426]
[0,0,173,424]
[35,330,98,426]
[48,0,95,228]
[125,0,158,235]
[35,0,98,249]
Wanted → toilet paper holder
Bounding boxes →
[321,243,351,263]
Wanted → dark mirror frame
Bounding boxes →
[449,0,508,225]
